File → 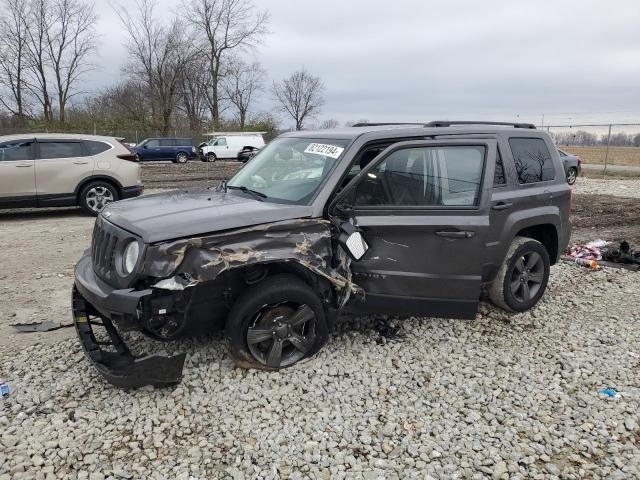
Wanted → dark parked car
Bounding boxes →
[72,121,571,388]
[131,138,196,163]
[237,146,261,163]
[558,148,581,185]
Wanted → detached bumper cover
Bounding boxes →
[73,254,186,389]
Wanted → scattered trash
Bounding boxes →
[373,318,405,344]
[598,388,620,398]
[0,382,9,398]
[566,239,610,261]
[574,258,599,270]
[11,320,73,333]
[565,239,640,272]
[602,240,640,266]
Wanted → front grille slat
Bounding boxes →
[91,218,131,286]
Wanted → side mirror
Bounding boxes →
[338,222,369,261]
[142,145,148,149]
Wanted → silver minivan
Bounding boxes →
[0,133,143,215]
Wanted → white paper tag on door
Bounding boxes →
[304,143,345,159]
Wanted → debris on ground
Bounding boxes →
[373,318,405,344]
[602,240,640,266]
[598,388,620,399]
[0,382,9,398]
[10,320,74,333]
[566,239,610,260]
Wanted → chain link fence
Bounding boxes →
[543,123,640,176]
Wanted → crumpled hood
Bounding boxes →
[102,187,313,243]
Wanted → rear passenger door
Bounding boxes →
[35,139,94,205]
[159,139,176,160]
[344,139,497,319]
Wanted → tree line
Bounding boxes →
[551,130,640,147]
[0,0,329,140]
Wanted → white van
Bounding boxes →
[200,133,265,162]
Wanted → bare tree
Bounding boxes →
[178,59,210,132]
[319,118,339,129]
[24,0,54,121]
[222,58,264,129]
[116,0,196,135]
[45,0,98,123]
[0,0,31,124]
[272,69,325,131]
[181,0,268,128]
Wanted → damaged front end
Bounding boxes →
[73,216,361,388]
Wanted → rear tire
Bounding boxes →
[225,274,328,370]
[79,180,119,216]
[489,236,550,312]
[566,167,577,185]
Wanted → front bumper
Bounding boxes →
[73,253,186,389]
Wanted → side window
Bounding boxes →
[493,150,506,186]
[146,139,160,147]
[38,142,85,159]
[355,145,485,207]
[216,137,227,147]
[159,139,175,147]
[558,149,567,157]
[85,141,111,155]
[509,137,555,184]
[0,140,32,161]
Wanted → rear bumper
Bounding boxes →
[121,185,144,199]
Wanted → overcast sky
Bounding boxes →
[92,0,640,129]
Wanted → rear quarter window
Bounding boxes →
[85,140,112,155]
[509,137,555,184]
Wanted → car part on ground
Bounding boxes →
[72,121,571,387]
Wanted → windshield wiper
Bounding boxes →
[226,184,267,200]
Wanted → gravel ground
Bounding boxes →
[573,177,640,198]
[1,264,640,479]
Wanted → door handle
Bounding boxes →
[435,230,475,238]
[73,161,89,165]
[492,202,513,211]
[15,164,32,168]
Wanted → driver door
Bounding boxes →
[340,139,497,319]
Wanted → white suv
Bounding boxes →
[0,133,143,215]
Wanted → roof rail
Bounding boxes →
[351,122,426,127]
[425,121,536,129]
[204,131,267,136]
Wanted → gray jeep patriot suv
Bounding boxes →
[72,121,571,388]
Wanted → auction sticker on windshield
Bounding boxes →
[304,143,345,159]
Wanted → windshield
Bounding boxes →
[227,137,349,205]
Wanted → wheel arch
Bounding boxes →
[75,175,123,203]
[514,223,559,265]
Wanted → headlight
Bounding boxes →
[123,241,140,274]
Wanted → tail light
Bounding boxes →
[576,156,582,165]
[117,154,139,162]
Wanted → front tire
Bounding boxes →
[206,152,216,162]
[489,237,550,312]
[566,167,577,185]
[225,275,328,369]
[176,152,189,164]
[79,180,119,216]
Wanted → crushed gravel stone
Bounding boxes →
[1,263,639,479]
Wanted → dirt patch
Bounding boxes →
[141,160,242,189]
[571,194,640,244]
[559,145,640,166]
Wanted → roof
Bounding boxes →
[282,122,545,141]
[0,132,123,142]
